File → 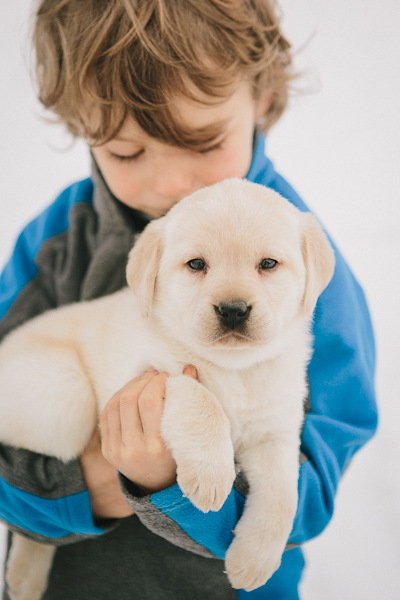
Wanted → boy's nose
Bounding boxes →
[153,161,196,201]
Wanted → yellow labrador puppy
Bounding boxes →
[0,179,335,598]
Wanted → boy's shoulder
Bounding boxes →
[32,178,94,244]
[0,178,96,324]
[248,134,308,214]
[5,178,96,275]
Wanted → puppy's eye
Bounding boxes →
[259,258,278,270]
[187,259,206,271]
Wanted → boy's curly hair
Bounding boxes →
[33,0,293,147]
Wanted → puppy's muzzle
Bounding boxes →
[214,301,251,330]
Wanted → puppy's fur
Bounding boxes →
[0,179,335,598]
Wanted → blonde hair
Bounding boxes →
[33,0,293,147]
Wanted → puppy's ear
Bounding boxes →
[126,219,164,318]
[300,212,335,315]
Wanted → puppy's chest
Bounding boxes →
[203,370,281,451]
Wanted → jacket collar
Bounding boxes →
[91,153,152,239]
[245,132,274,186]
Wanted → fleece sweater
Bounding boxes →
[0,133,377,599]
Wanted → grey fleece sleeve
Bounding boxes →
[118,474,216,558]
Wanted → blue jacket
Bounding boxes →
[0,134,377,599]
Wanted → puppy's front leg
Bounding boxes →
[225,435,300,591]
[162,374,235,513]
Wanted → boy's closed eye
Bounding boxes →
[196,140,225,154]
[108,139,225,163]
[108,149,145,162]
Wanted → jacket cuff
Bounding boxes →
[118,474,216,558]
[118,473,248,560]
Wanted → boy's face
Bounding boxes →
[91,82,270,218]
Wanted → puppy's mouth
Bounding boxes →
[193,302,265,348]
[210,330,257,348]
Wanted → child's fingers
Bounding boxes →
[99,411,108,444]
[120,368,159,393]
[183,364,198,380]
[101,369,159,455]
[116,375,155,434]
[100,371,176,492]
[137,373,169,440]
[118,369,162,436]
[101,394,122,459]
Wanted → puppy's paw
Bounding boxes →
[177,454,235,512]
[163,374,235,512]
[224,526,284,591]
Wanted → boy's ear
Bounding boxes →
[126,219,164,318]
[300,212,335,316]
[255,91,273,120]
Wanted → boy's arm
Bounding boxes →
[290,247,377,543]
[267,168,377,542]
[0,444,111,544]
[0,182,123,544]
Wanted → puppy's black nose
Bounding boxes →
[214,301,251,329]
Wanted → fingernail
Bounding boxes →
[184,365,198,378]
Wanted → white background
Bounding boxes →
[1,1,399,598]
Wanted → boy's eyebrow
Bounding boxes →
[186,118,231,143]
[112,118,231,147]
[113,134,140,143]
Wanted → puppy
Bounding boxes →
[0,178,335,598]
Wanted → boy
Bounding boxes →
[0,1,377,599]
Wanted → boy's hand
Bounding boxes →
[100,369,175,495]
[80,428,134,520]
[100,366,198,495]
[81,366,197,518]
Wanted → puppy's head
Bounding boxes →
[127,179,335,365]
